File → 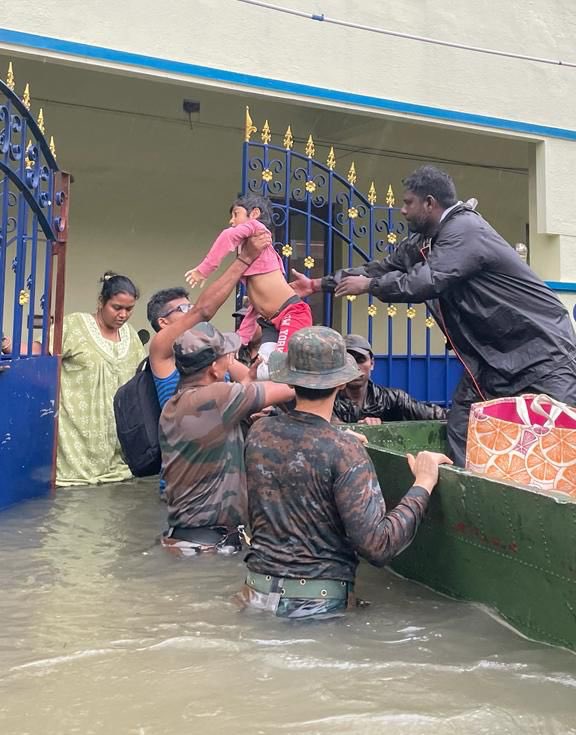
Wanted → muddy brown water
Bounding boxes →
[1,480,575,735]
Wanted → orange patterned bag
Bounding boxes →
[466,394,576,496]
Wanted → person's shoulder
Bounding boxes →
[63,312,90,335]
[248,413,278,434]
[64,312,87,324]
[443,207,482,232]
[247,410,296,437]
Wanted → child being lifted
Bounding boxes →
[185,194,312,362]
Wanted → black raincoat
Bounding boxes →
[323,204,576,465]
[333,380,447,424]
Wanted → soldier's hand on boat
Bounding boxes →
[243,231,272,261]
[334,274,372,298]
[406,451,453,493]
[185,268,206,289]
[289,269,316,297]
[359,417,382,425]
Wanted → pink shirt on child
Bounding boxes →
[195,220,285,279]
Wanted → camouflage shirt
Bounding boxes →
[244,410,431,582]
[160,379,266,530]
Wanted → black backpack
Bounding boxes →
[114,359,162,477]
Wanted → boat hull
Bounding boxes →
[360,421,576,651]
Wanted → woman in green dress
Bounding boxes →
[56,272,146,487]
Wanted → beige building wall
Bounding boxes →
[0,55,533,338]
[1,1,575,335]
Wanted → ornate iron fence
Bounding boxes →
[0,62,70,509]
[0,62,69,362]
[240,107,460,404]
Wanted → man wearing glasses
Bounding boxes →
[146,230,272,409]
[147,290,196,408]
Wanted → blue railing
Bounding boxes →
[0,74,60,359]
[241,109,459,404]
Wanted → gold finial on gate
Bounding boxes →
[305,134,315,158]
[386,184,395,208]
[22,83,31,110]
[347,162,357,185]
[326,146,336,171]
[37,108,45,134]
[368,181,377,205]
[261,119,271,144]
[25,139,33,169]
[6,62,15,91]
[49,136,57,159]
[283,125,294,150]
[245,106,257,142]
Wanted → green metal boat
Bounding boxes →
[358,421,576,652]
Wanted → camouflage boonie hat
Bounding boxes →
[344,334,373,357]
[175,321,241,373]
[269,326,361,389]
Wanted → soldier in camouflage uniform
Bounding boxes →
[237,326,452,618]
[159,322,293,557]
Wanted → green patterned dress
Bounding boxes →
[56,312,146,487]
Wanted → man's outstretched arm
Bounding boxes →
[149,231,270,376]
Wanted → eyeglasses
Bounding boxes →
[160,303,194,319]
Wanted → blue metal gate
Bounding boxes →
[240,108,460,405]
[0,62,70,509]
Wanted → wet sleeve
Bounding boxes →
[320,260,394,292]
[368,228,485,303]
[221,382,267,425]
[320,237,414,292]
[333,441,431,566]
[195,221,267,278]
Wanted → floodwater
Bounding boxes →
[1,481,575,735]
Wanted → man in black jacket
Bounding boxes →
[291,166,576,465]
[333,334,447,424]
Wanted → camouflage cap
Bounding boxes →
[174,321,241,373]
[269,326,361,389]
[344,334,373,357]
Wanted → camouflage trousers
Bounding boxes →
[234,572,356,619]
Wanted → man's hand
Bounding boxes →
[250,405,277,422]
[406,451,453,494]
[289,269,315,298]
[358,417,382,425]
[246,356,262,383]
[334,274,372,298]
[241,231,272,262]
[1,336,12,354]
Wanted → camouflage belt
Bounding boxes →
[246,572,350,600]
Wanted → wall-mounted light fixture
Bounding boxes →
[182,99,201,130]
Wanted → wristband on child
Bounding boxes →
[237,256,252,267]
